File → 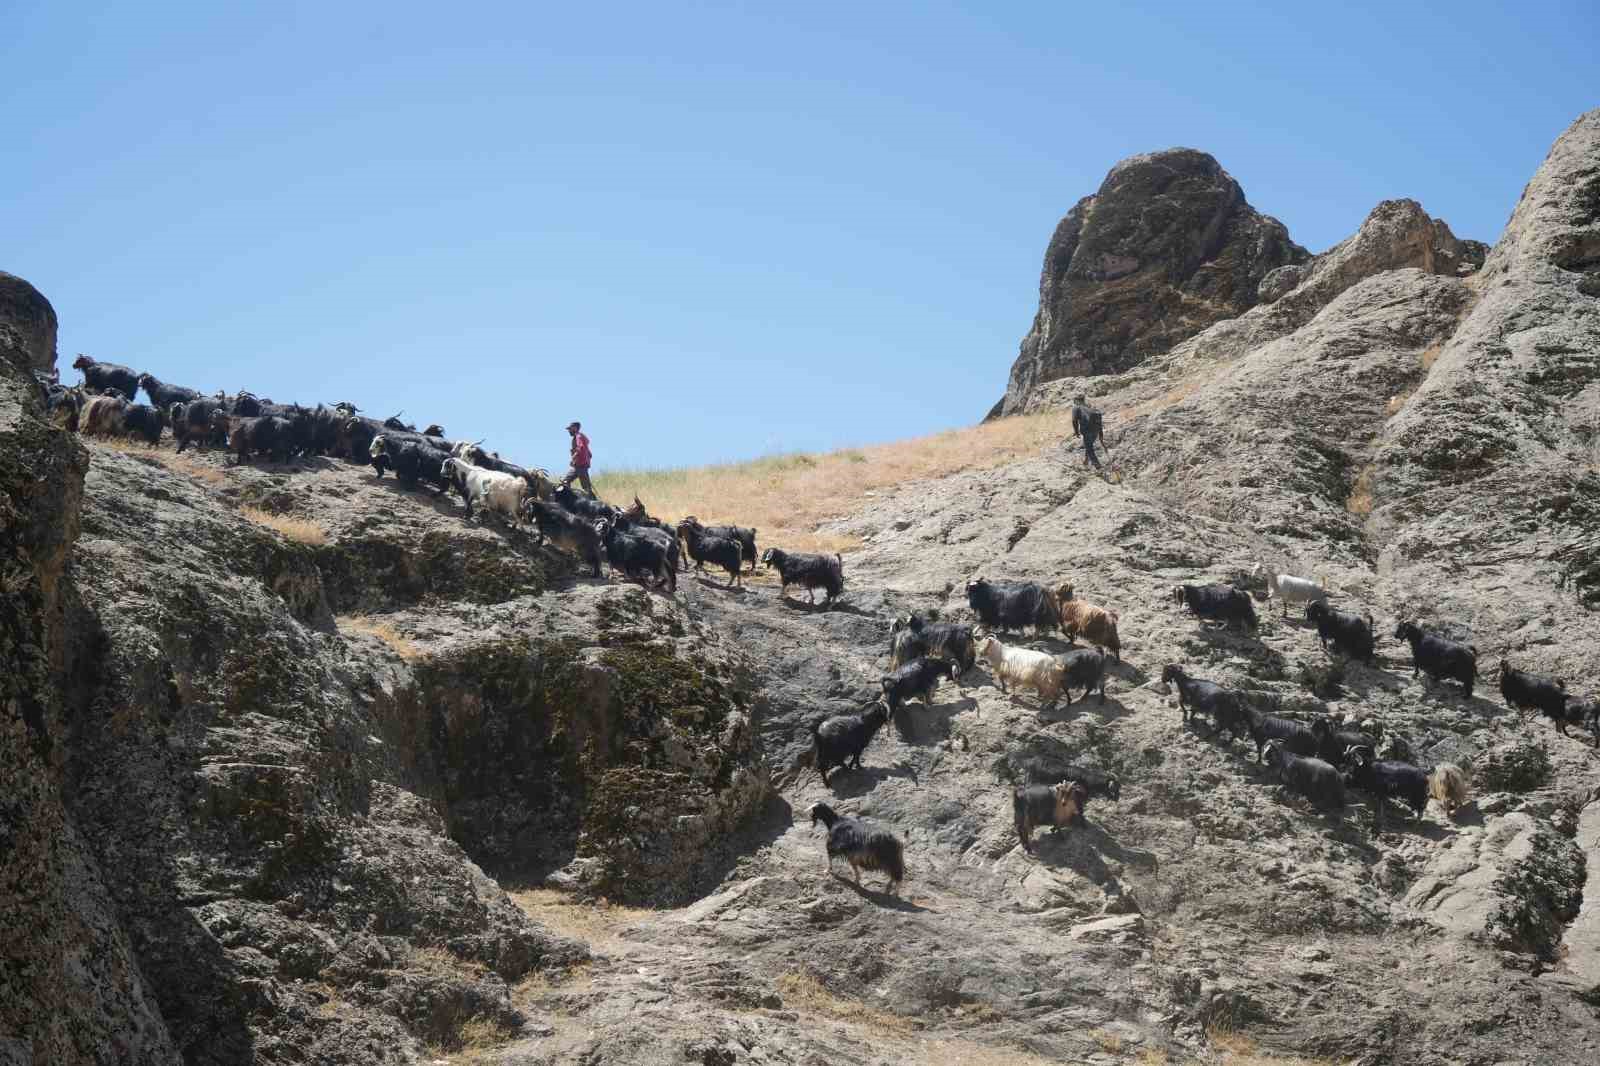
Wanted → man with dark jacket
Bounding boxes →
[1071,393,1104,470]
[564,420,596,496]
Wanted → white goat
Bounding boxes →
[1256,565,1329,618]
[442,458,530,529]
[977,635,1066,707]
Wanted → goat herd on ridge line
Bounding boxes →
[35,354,1600,898]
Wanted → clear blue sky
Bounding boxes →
[6,2,1595,471]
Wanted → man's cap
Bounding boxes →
[566,421,581,431]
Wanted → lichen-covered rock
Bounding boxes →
[0,270,58,374]
[1475,739,1553,793]
[1405,814,1585,960]
[995,149,1308,415]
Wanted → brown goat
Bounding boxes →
[1055,583,1121,661]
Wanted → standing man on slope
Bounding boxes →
[1071,392,1105,471]
[565,420,596,496]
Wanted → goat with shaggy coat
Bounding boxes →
[1306,601,1375,663]
[1013,782,1088,852]
[977,635,1066,708]
[677,518,744,587]
[442,457,531,528]
[889,614,976,674]
[677,510,757,571]
[523,499,605,577]
[1173,583,1257,632]
[880,657,959,716]
[761,547,843,606]
[1341,745,1468,827]
[1561,695,1600,748]
[809,803,904,894]
[136,372,202,411]
[810,702,891,785]
[1161,664,1249,741]
[1498,660,1567,722]
[1394,621,1477,697]
[1056,647,1108,705]
[72,355,141,400]
[966,578,1060,635]
[1054,583,1121,660]
[80,394,128,437]
[1263,740,1345,812]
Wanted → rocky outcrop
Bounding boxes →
[0,271,58,374]
[995,149,1308,416]
[1258,198,1485,310]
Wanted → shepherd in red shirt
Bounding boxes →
[565,421,596,496]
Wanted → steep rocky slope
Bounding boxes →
[4,110,1599,1066]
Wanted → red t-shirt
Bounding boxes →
[571,432,592,468]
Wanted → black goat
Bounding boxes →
[810,702,891,785]
[1013,782,1088,852]
[137,373,202,411]
[229,415,292,464]
[611,516,682,582]
[889,614,977,674]
[1305,601,1375,663]
[170,399,228,452]
[1262,740,1345,811]
[121,403,163,445]
[1560,696,1600,748]
[674,510,756,571]
[1244,708,1317,764]
[965,578,1059,635]
[1340,745,1431,828]
[808,803,904,894]
[762,547,843,607]
[553,483,620,522]
[597,516,676,592]
[1394,621,1477,697]
[523,499,605,577]
[71,355,141,400]
[1162,664,1248,740]
[1173,583,1257,631]
[1311,718,1375,766]
[880,657,959,716]
[1498,659,1567,723]
[677,518,744,587]
[1057,647,1107,705]
[369,435,450,493]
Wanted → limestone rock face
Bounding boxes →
[0,270,59,374]
[996,149,1308,415]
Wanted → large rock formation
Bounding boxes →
[0,270,58,374]
[995,156,1489,418]
[994,149,1308,416]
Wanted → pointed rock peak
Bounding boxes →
[993,150,1306,416]
[0,271,59,376]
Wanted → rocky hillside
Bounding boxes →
[3,110,1599,1065]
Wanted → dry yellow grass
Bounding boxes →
[1345,464,1376,515]
[89,436,228,485]
[239,505,328,546]
[336,615,421,659]
[590,409,1072,555]
[1420,341,1445,371]
[1384,386,1414,417]
[506,887,654,950]
[1208,1028,1348,1065]
[773,970,913,1033]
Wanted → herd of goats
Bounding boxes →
[36,356,1600,898]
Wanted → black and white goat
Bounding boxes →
[808,803,904,894]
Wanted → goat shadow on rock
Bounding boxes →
[693,575,751,595]
[774,595,876,619]
[825,761,919,799]
[891,696,977,745]
[831,876,933,913]
[1031,822,1159,881]
[1036,695,1136,726]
